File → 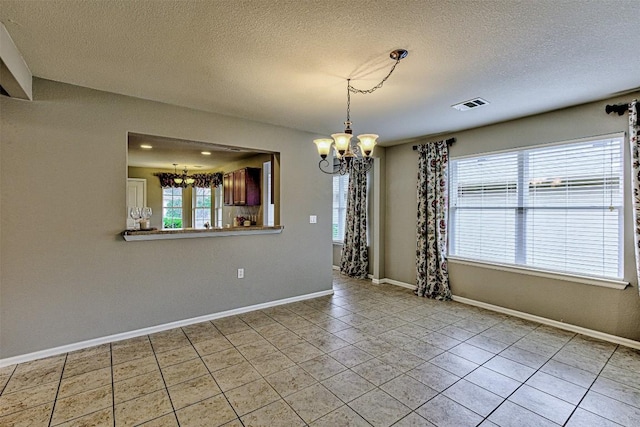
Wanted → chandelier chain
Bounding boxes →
[347,58,402,95]
[345,57,403,124]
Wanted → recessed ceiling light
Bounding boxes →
[201,151,211,155]
[140,144,153,149]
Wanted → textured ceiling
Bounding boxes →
[1,0,639,146]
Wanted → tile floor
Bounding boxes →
[1,273,640,426]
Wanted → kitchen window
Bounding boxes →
[162,187,183,229]
[193,187,212,228]
[449,134,624,281]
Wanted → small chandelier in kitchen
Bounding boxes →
[314,49,408,175]
[172,163,195,187]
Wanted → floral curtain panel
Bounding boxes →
[154,172,223,188]
[630,100,640,295]
[340,159,370,278]
[416,141,451,300]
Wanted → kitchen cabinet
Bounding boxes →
[224,167,260,206]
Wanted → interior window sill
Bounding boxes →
[122,225,284,241]
[447,256,629,290]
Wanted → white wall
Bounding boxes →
[0,78,333,359]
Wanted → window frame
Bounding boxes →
[162,187,183,229]
[192,187,213,228]
[447,133,628,289]
[332,173,349,243]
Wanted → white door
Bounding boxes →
[126,179,147,228]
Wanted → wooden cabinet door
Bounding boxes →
[245,168,261,206]
[233,169,246,205]
[223,173,233,205]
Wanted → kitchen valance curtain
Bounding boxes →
[154,172,223,188]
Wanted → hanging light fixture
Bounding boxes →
[314,49,408,175]
[172,163,195,187]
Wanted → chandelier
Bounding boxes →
[172,163,195,187]
[314,49,408,175]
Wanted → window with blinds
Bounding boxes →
[333,174,349,242]
[449,135,624,280]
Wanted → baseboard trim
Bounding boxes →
[451,295,640,350]
[377,277,640,350]
[0,289,334,368]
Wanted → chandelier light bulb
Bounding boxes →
[331,133,352,155]
[357,134,378,157]
[314,138,333,159]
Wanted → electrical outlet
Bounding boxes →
[237,268,244,279]
[310,215,317,224]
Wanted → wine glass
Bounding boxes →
[141,207,152,220]
[129,207,141,229]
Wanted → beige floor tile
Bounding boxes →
[349,388,412,427]
[161,358,209,387]
[114,369,165,404]
[192,336,233,357]
[0,364,17,377]
[236,341,278,360]
[351,357,402,386]
[114,389,173,427]
[264,366,317,397]
[225,329,263,347]
[328,345,375,368]
[0,402,52,427]
[54,407,113,426]
[280,342,324,363]
[249,351,295,376]
[225,378,280,416]
[58,366,111,399]
[13,355,65,375]
[254,322,289,339]
[241,399,305,427]
[299,354,347,381]
[265,331,306,349]
[201,348,245,372]
[212,361,261,391]
[4,363,64,393]
[0,381,58,417]
[138,413,180,426]
[155,345,199,369]
[111,342,154,365]
[51,384,112,425]
[112,355,158,382]
[66,344,111,363]
[175,394,237,427]
[309,405,371,427]
[380,374,438,410]
[321,370,376,403]
[284,383,343,423]
[182,322,222,343]
[167,374,221,409]
[149,330,191,353]
[63,351,111,379]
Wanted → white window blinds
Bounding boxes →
[333,174,349,241]
[449,135,623,280]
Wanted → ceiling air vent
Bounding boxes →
[452,98,490,111]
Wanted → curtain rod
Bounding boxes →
[413,137,456,151]
[605,102,637,116]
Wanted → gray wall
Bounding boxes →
[384,92,640,341]
[0,78,333,359]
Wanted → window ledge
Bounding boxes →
[122,226,284,241]
[447,256,628,290]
